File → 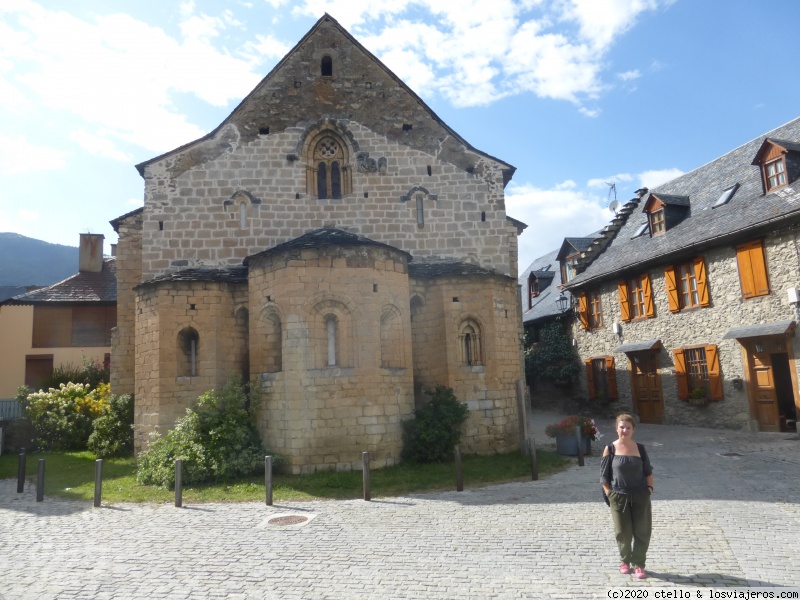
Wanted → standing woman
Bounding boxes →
[601,413,654,579]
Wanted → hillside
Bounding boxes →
[0,233,79,287]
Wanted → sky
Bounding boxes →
[2,0,800,275]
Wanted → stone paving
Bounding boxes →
[1,412,799,599]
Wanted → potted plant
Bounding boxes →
[545,415,599,456]
[688,387,709,406]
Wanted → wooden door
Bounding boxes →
[751,352,780,431]
[631,351,663,424]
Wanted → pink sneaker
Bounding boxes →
[634,567,647,579]
[619,563,631,574]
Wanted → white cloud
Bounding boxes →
[618,69,641,81]
[561,0,659,50]
[639,168,683,188]
[70,130,132,162]
[587,173,634,188]
[506,181,611,270]
[0,134,68,175]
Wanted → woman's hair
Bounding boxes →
[616,413,636,428]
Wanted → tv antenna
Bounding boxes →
[606,182,619,214]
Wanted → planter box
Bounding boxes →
[555,434,592,456]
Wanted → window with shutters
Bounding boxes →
[736,240,770,299]
[32,305,116,347]
[664,257,710,312]
[585,356,618,401]
[673,345,722,401]
[528,273,539,309]
[618,273,655,321]
[578,290,603,330]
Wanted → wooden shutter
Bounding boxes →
[585,359,595,399]
[642,273,655,318]
[673,348,689,400]
[706,344,723,401]
[737,240,769,298]
[32,306,72,347]
[578,292,589,330]
[694,257,710,306]
[605,355,618,400]
[617,280,631,322]
[664,266,680,312]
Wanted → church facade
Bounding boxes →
[111,15,526,473]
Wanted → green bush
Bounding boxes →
[39,356,110,391]
[136,378,268,488]
[401,385,469,464]
[21,382,107,450]
[88,394,134,457]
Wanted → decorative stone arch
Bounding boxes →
[257,305,282,374]
[456,316,484,367]
[308,296,355,369]
[223,190,261,230]
[400,186,438,228]
[380,304,405,368]
[177,326,200,377]
[295,120,358,200]
[410,294,424,322]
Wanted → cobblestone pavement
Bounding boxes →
[1,412,799,599]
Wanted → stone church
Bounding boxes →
[111,14,527,473]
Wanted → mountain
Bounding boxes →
[0,233,80,288]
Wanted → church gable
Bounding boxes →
[137,14,513,183]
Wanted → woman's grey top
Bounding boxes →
[600,443,652,493]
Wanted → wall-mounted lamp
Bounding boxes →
[557,293,570,313]
[612,322,622,337]
[788,287,799,304]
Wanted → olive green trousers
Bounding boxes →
[608,489,652,568]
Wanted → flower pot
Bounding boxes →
[555,434,592,456]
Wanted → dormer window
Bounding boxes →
[765,157,786,191]
[528,273,539,308]
[752,138,799,194]
[649,209,665,235]
[642,193,690,236]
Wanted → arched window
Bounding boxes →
[325,314,337,366]
[380,307,404,368]
[310,134,349,199]
[178,328,199,377]
[416,195,424,228]
[459,319,482,366]
[263,312,282,373]
[321,55,333,76]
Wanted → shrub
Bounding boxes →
[88,393,134,457]
[525,319,579,383]
[39,356,110,391]
[136,378,268,488]
[401,385,469,464]
[21,382,108,450]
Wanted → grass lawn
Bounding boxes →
[0,448,570,504]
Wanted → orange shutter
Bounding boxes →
[664,266,680,312]
[694,257,710,306]
[673,348,689,400]
[578,292,589,330]
[736,243,756,298]
[642,273,655,318]
[706,344,723,401]
[606,355,618,400]
[618,280,631,322]
[585,359,595,400]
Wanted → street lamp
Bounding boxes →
[557,293,570,313]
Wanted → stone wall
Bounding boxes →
[573,226,800,429]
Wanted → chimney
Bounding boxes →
[110,243,117,257]
[79,233,104,273]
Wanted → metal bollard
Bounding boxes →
[265,456,273,506]
[175,459,183,508]
[362,451,371,502]
[94,459,103,508]
[454,445,464,492]
[575,425,585,467]
[528,438,538,481]
[36,459,45,502]
[17,448,26,493]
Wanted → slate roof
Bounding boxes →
[518,248,568,324]
[408,260,505,279]
[140,265,248,287]
[566,116,800,289]
[651,194,690,207]
[1,258,117,305]
[244,227,411,264]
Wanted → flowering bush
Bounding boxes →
[22,382,109,450]
[545,415,599,440]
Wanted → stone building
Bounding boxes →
[562,118,800,432]
[110,15,527,473]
